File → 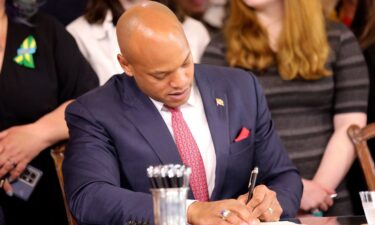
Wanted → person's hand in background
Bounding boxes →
[300,179,334,212]
[0,124,48,181]
[0,99,72,193]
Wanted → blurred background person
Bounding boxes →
[352,0,375,141]
[335,0,358,26]
[176,0,208,20]
[39,0,86,25]
[66,0,131,85]
[321,0,358,26]
[175,0,228,35]
[158,0,210,63]
[321,0,340,19]
[0,0,99,225]
[202,0,227,35]
[202,0,368,216]
[346,0,375,215]
[67,0,210,85]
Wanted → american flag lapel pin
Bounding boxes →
[216,98,224,107]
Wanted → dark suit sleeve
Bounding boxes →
[63,100,153,225]
[250,73,303,218]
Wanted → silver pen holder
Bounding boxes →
[151,188,188,225]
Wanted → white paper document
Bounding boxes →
[261,221,302,225]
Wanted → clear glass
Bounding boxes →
[359,191,375,225]
[151,188,188,225]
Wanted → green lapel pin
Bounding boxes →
[13,35,37,69]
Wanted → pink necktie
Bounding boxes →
[167,107,209,201]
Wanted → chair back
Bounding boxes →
[50,144,78,225]
[347,123,375,190]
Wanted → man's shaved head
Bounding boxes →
[115,1,194,108]
[116,1,188,63]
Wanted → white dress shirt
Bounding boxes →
[150,82,216,197]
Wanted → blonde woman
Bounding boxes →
[202,0,368,216]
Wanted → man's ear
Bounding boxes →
[117,54,134,77]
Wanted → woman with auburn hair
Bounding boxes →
[202,0,369,216]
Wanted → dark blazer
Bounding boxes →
[63,64,302,225]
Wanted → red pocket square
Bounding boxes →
[234,127,251,142]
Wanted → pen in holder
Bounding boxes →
[147,164,191,225]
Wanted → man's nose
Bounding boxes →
[169,68,188,88]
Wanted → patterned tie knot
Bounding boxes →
[164,105,180,113]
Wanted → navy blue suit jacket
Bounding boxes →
[63,64,302,225]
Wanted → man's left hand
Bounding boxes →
[237,185,282,222]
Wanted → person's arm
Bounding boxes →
[300,113,367,212]
[314,113,367,200]
[301,23,369,212]
[0,100,73,184]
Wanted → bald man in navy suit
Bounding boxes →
[63,2,302,225]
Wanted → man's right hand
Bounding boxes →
[187,199,260,225]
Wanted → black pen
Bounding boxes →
[246,167,259,204]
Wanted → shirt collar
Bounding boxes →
[150,81,198,112]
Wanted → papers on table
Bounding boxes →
[261,221,304,225]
